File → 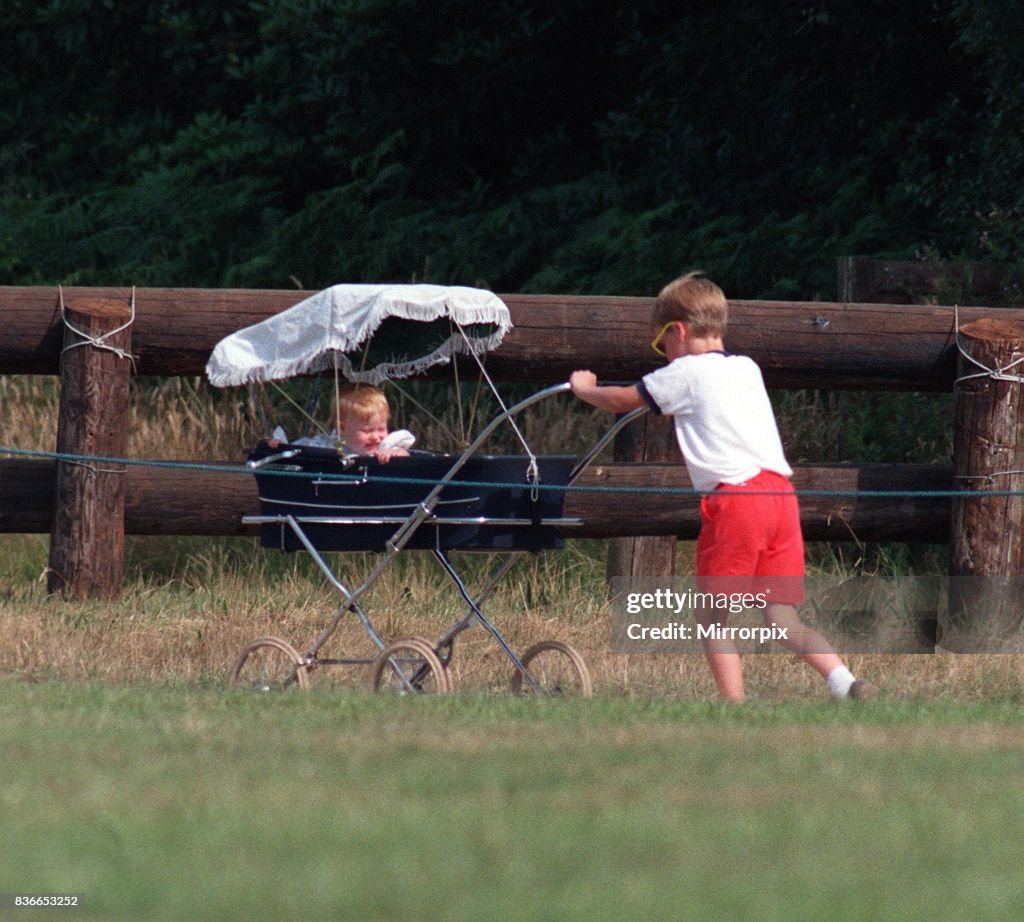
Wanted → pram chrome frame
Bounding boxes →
[231,382,648,695]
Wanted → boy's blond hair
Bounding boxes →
[652,271,728,338]
[332,384,389,428]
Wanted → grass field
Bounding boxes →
[2,680,1023,921]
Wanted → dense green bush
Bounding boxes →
[2,1,1022,297]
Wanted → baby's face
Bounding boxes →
[342,410,389,454]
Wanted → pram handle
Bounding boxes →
[558,378,651,482]
[569,405,649,484]
[470,379,648,485]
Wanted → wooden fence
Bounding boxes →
[2,283,1023,607]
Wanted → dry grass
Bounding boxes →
[0,375,60,450]
[2,375,1020,700]
[0,374,265,458]
[4,606,1022,702]
[2,542,1022,700]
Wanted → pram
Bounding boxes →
[206,284,646,695]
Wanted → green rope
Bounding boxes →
[2,443,1022,499]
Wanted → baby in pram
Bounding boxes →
[268,383,415,462]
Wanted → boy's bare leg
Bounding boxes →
[702,645,746,701]
[696,604,853,701]
[764,603,843,678]
[695,605,746,700]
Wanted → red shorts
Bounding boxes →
[696,470,805,605]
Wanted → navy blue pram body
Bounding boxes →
[248,443,575,553]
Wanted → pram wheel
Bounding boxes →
[371,638,452,695]
[230,636,311,691]
[510,640,593,698]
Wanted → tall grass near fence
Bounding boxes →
[3,532,1022,701]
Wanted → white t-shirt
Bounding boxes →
[640,352,792,493]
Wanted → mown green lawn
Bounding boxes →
[2,680,1022,921]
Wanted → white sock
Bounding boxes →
[827,666,855,699]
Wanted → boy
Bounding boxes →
[272,384,414,462]
[569,272,876,701]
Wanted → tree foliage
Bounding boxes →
[1,0,1021,297]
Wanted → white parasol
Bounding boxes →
[206,283,512,387]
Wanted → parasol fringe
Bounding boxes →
[336,329,510,385]
[205,284,512,387]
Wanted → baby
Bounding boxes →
[270,383,414,462]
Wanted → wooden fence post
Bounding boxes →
[47,296,133,599]
[606,413,678,588]
[948,318,1024,648]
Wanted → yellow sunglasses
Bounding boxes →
[650,321,678,357]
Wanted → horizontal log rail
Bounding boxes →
[3,285,1024,389]
[0,458,953,543]
[4,279,1016,608]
